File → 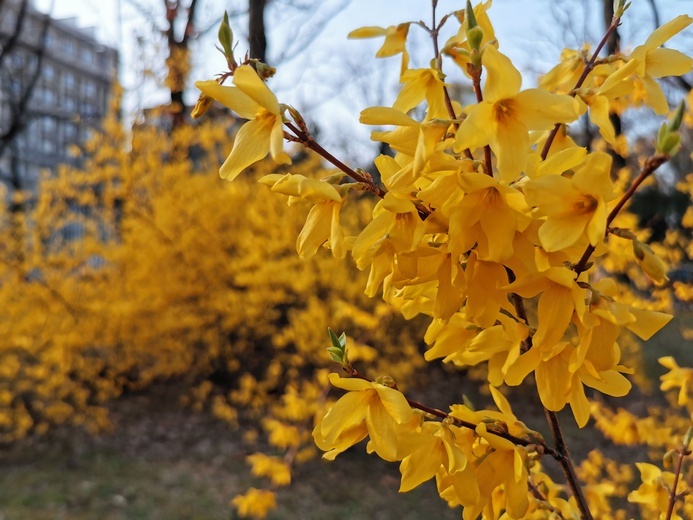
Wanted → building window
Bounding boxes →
[43,64,55,81]
[41,87,57,105]
[42,117,56,133]
[63,71,75,90]
[64,38,75,56]
[80,47,93,65]
[82,79,95,97]
[65,123,77,139]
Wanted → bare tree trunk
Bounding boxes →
[164,0,199,129]
[0,0,53,267]
[248,0,267,62]
[603,0,626,171]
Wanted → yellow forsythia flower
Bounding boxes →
[231,488,277,519]
[195,65,291,181]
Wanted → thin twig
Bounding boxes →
[665,443,690,520]
[545,409,594,520]
[573,153,668,275]
[467,64,493,176]
[529,480,565,519]
[540,13,622,160]
[284,122,386,198]
[342,364,558,459]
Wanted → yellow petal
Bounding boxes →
[194,80,262,119]
[644,15,693,50]
[581,369,631,397]
[536,146,587,178]
[494,113,529,181]
[641,75,669,115]
[453,102,495,153]
[568,380,591,427]
[320,391,369,443]
[504,347,540,386]
[536,354,570,411]
[626,308,672,340]
[330,202,346,259]
[534,285,573,348]
[434,256,463,320]
[348,26,388,38]
[232,65,280,114]
[297,203,332,258]
[482,45,522,100]
[360,106,417,127]
[366,400,399,461]
[647,48,693,78]
[219,116,273,180]
[539,216,587,252]
[352,213,393,265]
[588,95,616,143]
[328,373,372,391]
[514,89,579,129]
[271,174,341,202]
[586,198,607,246]
[505,464,529,518]
[597,59,639,95]
[400,442,442,492]
[374,385,412,424]
[270,117,291,164]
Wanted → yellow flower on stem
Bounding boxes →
[449,170,531,262]
[352,192,425,259]
[231,488,277,519]
[398,421,479,507]
[259,173,345,259]
[314,373,412,462]
[539,47,588,94]
[443,1,496,75]
[628,463,684,518]
[393,68,448,119]
[524,151,616,252]
[503,267,587,351]
[574,59,639,144]
[659,356,693,407]
[195,65,290,181]
[629,15,693,114]
[360,107,451,188]
[453,45,578,181]
[348,23,410,76]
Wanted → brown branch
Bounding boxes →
[428,1,473,161]
[342,364,558,459]
[284,122,386,198]
[573,153,668,275]
[545,409,593,520]
[0,0,29,69]
[665,443,690,520]
[529,480,565,519]
[540,12,622,160]
[467,64,493,176]
[505,270,589,517]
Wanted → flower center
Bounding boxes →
[573,194,598,215]
[493,99,516,123]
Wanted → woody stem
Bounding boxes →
[573,153,668,275]
[469,66,493,175]
[545,410,593,520]
[284,122,386,198]
[540,14,622,160]
[343,364,558,458]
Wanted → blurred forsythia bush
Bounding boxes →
[0,108,426,444]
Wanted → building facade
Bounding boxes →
[0,0,118,196]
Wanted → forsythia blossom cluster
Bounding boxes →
[196,2,693,519]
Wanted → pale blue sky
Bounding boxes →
[36,0,693,160]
